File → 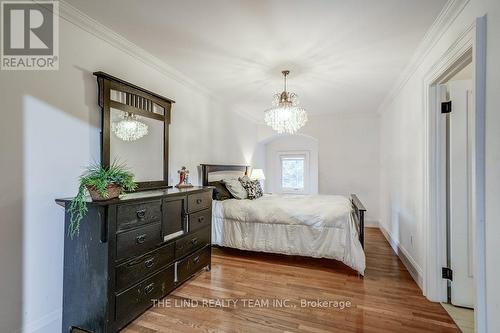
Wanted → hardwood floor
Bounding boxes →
[123,228,459,332]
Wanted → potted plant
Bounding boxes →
[68,161,138,238]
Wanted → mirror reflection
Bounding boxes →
[110,108,164,182]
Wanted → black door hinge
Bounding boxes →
[441,101,452,113]
[442,267,453,280]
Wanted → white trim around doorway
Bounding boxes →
[422,16,486,332]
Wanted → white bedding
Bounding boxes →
[212,194,366,275]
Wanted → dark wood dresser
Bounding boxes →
[56,186,212,333]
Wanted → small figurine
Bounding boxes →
[176,166,193,188]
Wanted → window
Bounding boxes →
[278,152,309,193]
[281,157,304,190]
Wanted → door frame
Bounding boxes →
[422,16,486,331]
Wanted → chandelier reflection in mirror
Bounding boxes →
[111,112,149,141]
[264,70,308,134]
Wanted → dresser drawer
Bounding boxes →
[116,222,162,261]
[117,200,161,231]
[189,209,211,232]
[175,245,211,284]
[116,242,175,291]
[162,196,187,242]
[175,226,210,259]
[115,264,175,321]
[187,191,211,213]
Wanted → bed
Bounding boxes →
[201,164,366,275]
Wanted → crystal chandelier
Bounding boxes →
[111,112,148,141]
[264,70,308,134]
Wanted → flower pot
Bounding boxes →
[87,184,122,201]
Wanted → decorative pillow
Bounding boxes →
[208,181,233,201]
[239,175,264,200]
[221,177,248,199]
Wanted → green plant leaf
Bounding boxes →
[67,160,137,238]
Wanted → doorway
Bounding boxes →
[438,62,475,332]
[442,63,474,308]
[423,16,487,333]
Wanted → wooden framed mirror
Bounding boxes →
[94,72,174,190]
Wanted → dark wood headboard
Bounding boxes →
[200,164,250,186]
[200,164,366,249]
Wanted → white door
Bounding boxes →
[448,79,475,308]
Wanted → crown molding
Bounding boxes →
[33,0,261,123]
[377,0,470,114]
[38,0,216,100]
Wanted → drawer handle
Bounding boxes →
[144,257,155,268]
[136,234,147,244]
[144,283,155,294]
[193,256,200,264]
[136,209,147,219]
[190,238,198,245]
[198,216,205,223]
[196,199,202,204]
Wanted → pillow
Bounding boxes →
[221,177,248,199]
[239,175,263,200]
[208,181,233,201]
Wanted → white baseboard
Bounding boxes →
[378,225,424,289]
[364,220,379,228]
[13,308,61,333]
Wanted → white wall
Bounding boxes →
[0,12,258,333]
[378,0,500,331]
[483,1,500,331]
[258,112,380,225]
[264,135,319,194]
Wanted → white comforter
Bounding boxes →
[212,194,366,274]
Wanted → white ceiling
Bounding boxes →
[66,0,447,121]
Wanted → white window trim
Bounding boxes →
[276,151,310,194]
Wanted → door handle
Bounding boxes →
[144,257,155,268]
[136,234,147,244]
[136,209,147,219]
[144,282,155,294]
